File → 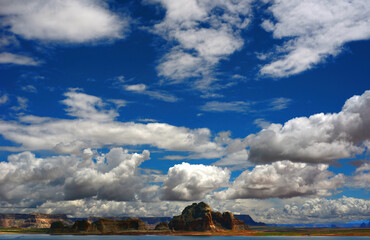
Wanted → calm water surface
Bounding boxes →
[0,235,369,240]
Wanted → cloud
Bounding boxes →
[260,0,370,77]
[124,84,147,92]
[215,160,344,199]
[347,162,370,189]
[253,118,271,129]
[0,0,129,44]
[248,90,370,164]
[200,101,252,113]
[0,149,365,222]
[162,131,251,165]
[1,192,368,224]
[64,148,151,201]
[212,131,251,170]
[0,93,8,104]
[356,162,370,172]
[62,89,118,122]
[205,196,370,224]
[0,148,150,203]
[0,199,192,218]
[18,115,53,124]
[107,99,127,109]
[161,162,230,201]
[0,52,40,66]
[259,197,370,224]
[268,97,291,110]
[10,96,28,111]
[212,149,250,170]
[200,98,291,113]
[0,151,77,202]
[0,90,221,155]
[0,34,19,48]
[0,119,220,155]
[137,118,158,123]
[150,0,252,91]
[124,84,179,102]
[21,85,38,93]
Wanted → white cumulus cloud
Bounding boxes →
[260,0,370,77]
[261,197,370,224]
[161,162,230,201]
[0,148,151,203]
[62,89,118,122]
[0,90,222,156]
[247,90,370,164]
[0,0,129,43]
[347,162,370,189]
[215,160,344,199]
[150,0,252,91]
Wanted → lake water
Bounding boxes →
[0,235,369,240]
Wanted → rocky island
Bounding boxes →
[169,202,249,231]
[0,213,72,228]
[0,204,369,236]
[48,202,249,235]
[49,217,147,234]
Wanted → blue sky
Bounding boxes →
[0,0,369,223]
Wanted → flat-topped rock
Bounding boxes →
[169,202,249,232]
[49,217,147,234]
[0,213,72,228]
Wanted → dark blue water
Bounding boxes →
[0,235,369,240]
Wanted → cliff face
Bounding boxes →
[0,213,72,228]
[169,202,215,231]
[211,211,248,231]
[168,202,249,231]
[92,218,147,233]
[154,221,169,230]
[49,217,147,234]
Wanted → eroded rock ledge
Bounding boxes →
[169,202,249,231]
[49,217,146,234]
[48,202,249,234]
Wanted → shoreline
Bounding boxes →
[1,228,370,237]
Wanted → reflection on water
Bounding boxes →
[0,235,369,240]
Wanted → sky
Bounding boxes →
[0,0,369,224]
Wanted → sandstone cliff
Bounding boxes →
[154,221,170,230]
[0,213,72,228]
[49,217,147,234]
[169,202,249,231]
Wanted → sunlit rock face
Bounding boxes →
[0,213,72,228]
[168,202,249,231]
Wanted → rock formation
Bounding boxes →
[169,202,249,231]
[49,217,147,234]
[154,221,170,230]
[92,218,147,233]
[139,217,171,229]
[49,221,71,233]
[0,213,72,228]
[72,219,92,232]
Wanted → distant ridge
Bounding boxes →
[0,213,72,228]
[234,215,266,226]
[0,212,263,229]
[268,220,370,228]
